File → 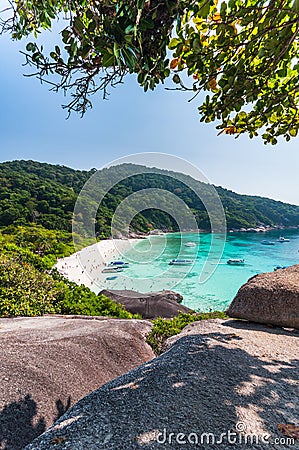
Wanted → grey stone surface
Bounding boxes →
[227,264,299,328]
[0,316,154,450]
[100,289,191,318]
[24,319,299,450]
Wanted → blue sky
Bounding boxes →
[0,26,298,205]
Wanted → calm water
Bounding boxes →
[107,230,299,312]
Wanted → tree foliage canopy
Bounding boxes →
[0,228,139,318]
[2,0,299,142]
[1,160,299,233]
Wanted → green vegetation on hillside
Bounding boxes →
[0,225,227,334]
[0,227,139,319]
[1,159,295,323]
[0,160,90,231]
[0,161,297,316]
[0,160,298,236]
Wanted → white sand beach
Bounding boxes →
[55,238,139,294]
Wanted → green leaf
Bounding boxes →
[102,51,115,67]
[74,16,84,34]
[88,21,96,33]
[121,48,137,69]
[81,44,92,59]
[193,38,201,52]
[198,2,211,18]
[113,42,120,59]
[26,42,35,52]
[289,128,298,137]
[292,0,299,13]
[137,72,145,84]
[169,38,180,49]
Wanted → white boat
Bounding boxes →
[108,261,129,268]
[261,240,275,245]
[227,259,245,266]
[277,237,290,242]
[169,259,194,266]
[184,242,197,247]
[102,267,124,273]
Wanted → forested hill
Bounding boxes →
[0,159,298,235]
[0,160,91,230]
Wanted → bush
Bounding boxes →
[0,255,59,317]
[2,242,55,270]
[146,311,228,354]
[0,251,140,319]
[55,280,140,319]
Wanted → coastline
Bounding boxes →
[228,224,299,233]
[55,228,299,306]
[132,225,299,236]
[55,238,139,294]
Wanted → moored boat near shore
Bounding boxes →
[55,231,299,310]
[108,261,129,268]
[261,240,275,245]
[169,259,194,266]
[274,265,290,271]
[277,236,290,242]
[102,267,124,273]
[227,259,245,266]
[184,242,197,248]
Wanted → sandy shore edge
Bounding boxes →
[55,238,140,294]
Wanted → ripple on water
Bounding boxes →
[123,230,299,311]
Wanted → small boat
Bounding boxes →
[184,242,197,248]
[277,237,290,242]
[227,259,245,266]
[102,267,124,273]
[274,265,289,271]
[108,261,129,268]
[261,240,275,245]
[169,259,194,266]
[106,275,118,280]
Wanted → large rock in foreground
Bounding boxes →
[99,289,192,318]
[0,316,154,450]
[227,264,299,329]
[24,319,299,450]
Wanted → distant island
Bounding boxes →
[0,160,299,235]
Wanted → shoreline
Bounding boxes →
[228,225,299,233]
[55,238,139,294]
[130,224,299,237]
[55,227,299,299]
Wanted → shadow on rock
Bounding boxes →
[0,395,72,450]
[24,334,299,449]
[222,319,299,336]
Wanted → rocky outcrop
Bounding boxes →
[24,319,299,450]
[227,264,299,328]
[100,289,192,319]
[0,316,154,450]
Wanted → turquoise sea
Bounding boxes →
[107,229,299,312]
